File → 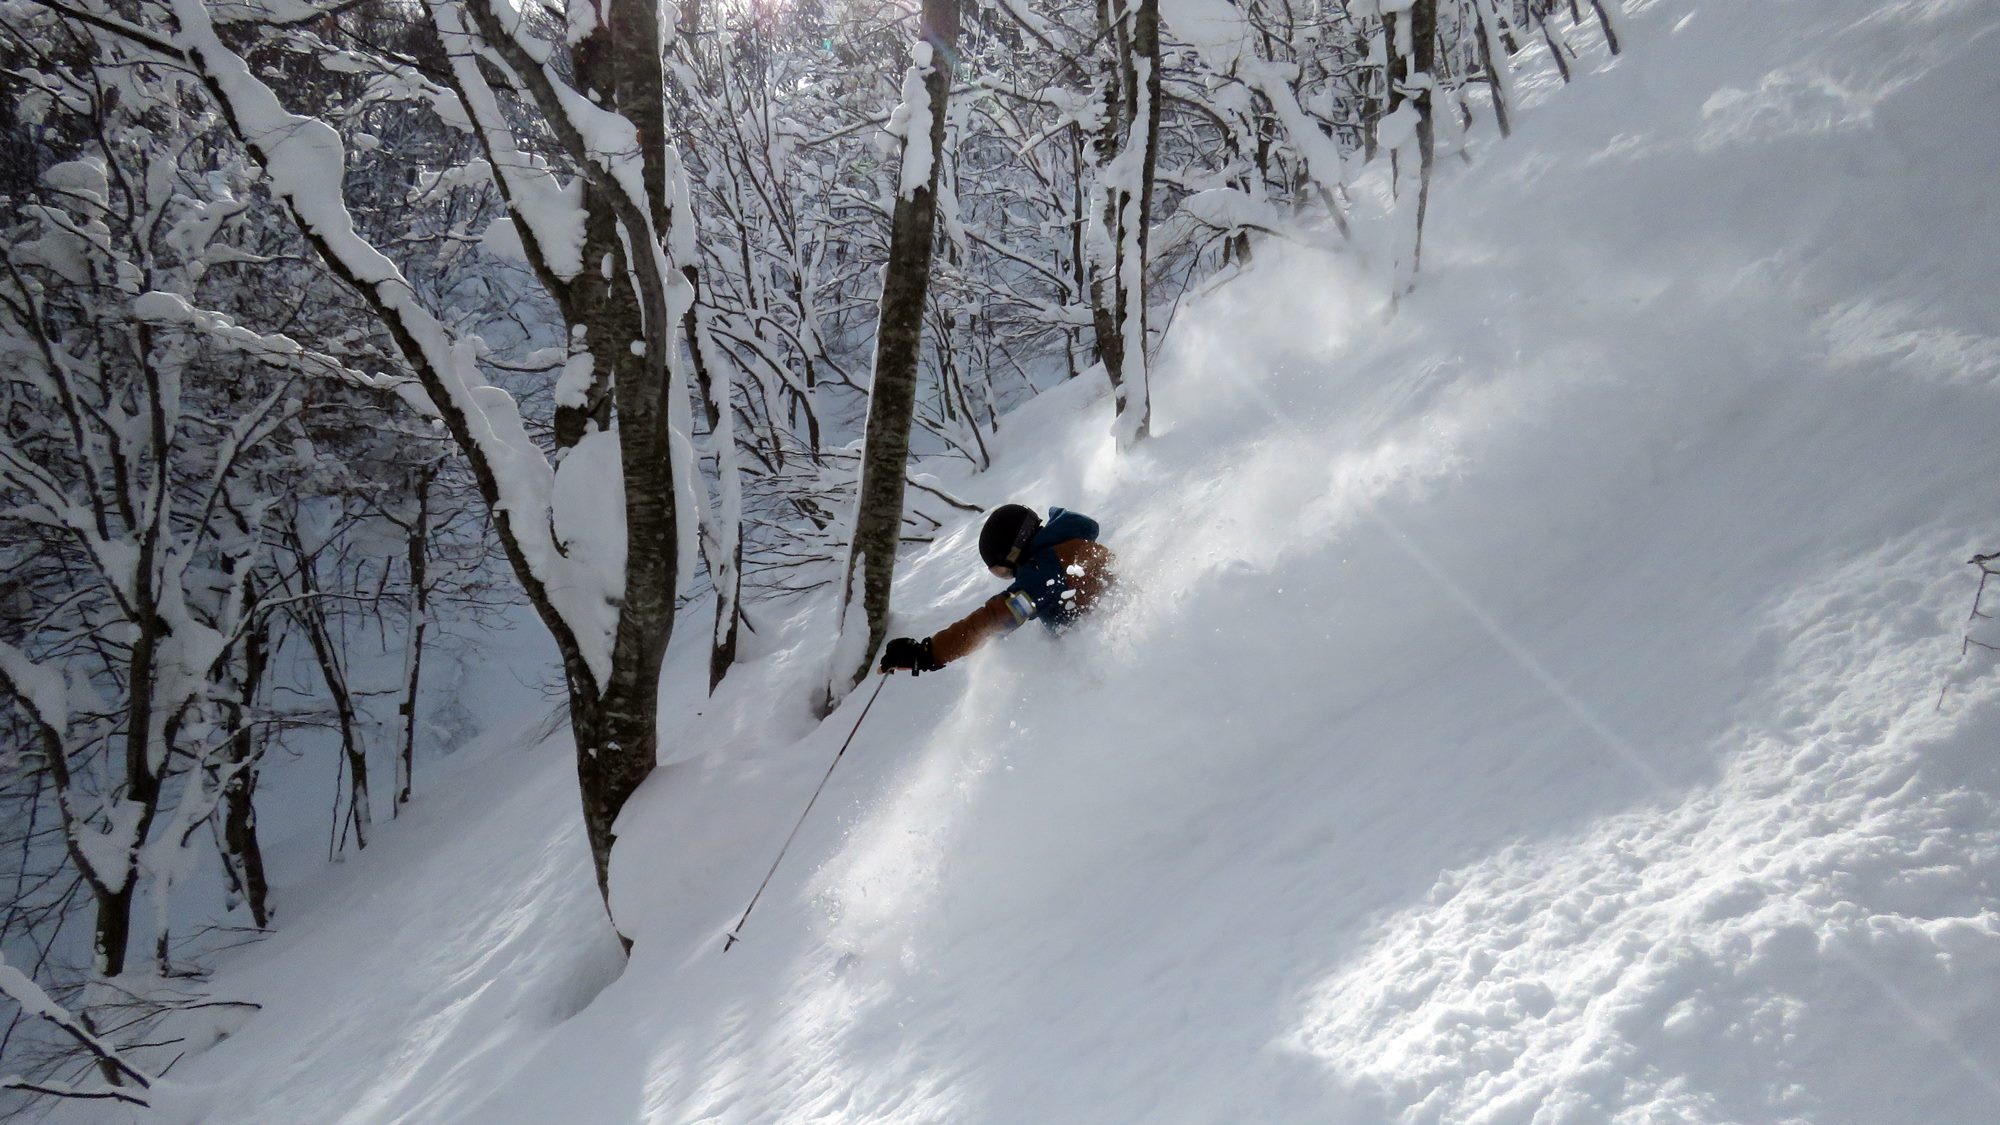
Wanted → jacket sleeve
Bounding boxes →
[929,591,1032,665]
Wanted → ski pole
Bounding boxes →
[723,672,890,951]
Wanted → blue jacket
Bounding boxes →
[1007,507,1101,631]
[926,507,1116,665]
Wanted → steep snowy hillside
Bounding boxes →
[138,0,2000,1121]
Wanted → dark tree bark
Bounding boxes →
[1359,29,1383,161]
[826,0,959,702]
[1590,0,1622,55]
[1126,0,1160,442]
[1474,1,1515,138]
[1410,0,1437,277]
[1087,0,1157,444]
[555,0,685,904]
[1088,0,1126,388]
[451,0,693,906]
[1067,127,1089,380]
[219,580,273,928]
[1386,0,1439,288]
[395,463,436,813]
[683,264,745,694]
[93,335,175,980]
[285,520,369,854]
[91,615,158,979]
[1539,8,1573,84]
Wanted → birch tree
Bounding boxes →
[825,0,959,704]
[1384,0,1439,293]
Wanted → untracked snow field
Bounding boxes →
[133,0,2000,1121]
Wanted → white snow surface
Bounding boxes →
[132,0,2000,1121]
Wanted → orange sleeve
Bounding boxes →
[928,593,1021,666]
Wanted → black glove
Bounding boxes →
[879,636,942,675]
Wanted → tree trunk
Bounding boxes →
[91,883,136,983]
[220,750,271,929]
[1411,0,1437,280]
[559,0,685,905]
[1590,0,1622,55]
[1118,0,1160,445]
[683,265,745,694]
[1539,9,1573,84]
[219,582,272,928]
[1088,0,1127,390]
[1067,126,1087,380]
[1473,0,1515,138]
[565,669,660,910]
[1360,30,1383,161]
[1088,0,1156,445]
[1386,0,1439,292]
[826,0,958,703]
[396,464,435,813]
[288,525,369,853]
[99,597,166,979]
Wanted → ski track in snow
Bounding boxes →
[130,0,2000,1121]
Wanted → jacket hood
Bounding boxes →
[1032,507,1099,550]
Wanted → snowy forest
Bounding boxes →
[2,0,1996,1117]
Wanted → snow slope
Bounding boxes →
[142,0,2000,1120]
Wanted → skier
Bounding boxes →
[878,504,1117,675]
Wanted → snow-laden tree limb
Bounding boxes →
[154,0,619,689]
[131,290,435,417]
[0,950,156,1093]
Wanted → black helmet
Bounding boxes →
[979,504,1042,570]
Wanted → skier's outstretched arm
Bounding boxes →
[877,538,1117,675]
[931,592,1036,664]
[880,593,1028,674]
